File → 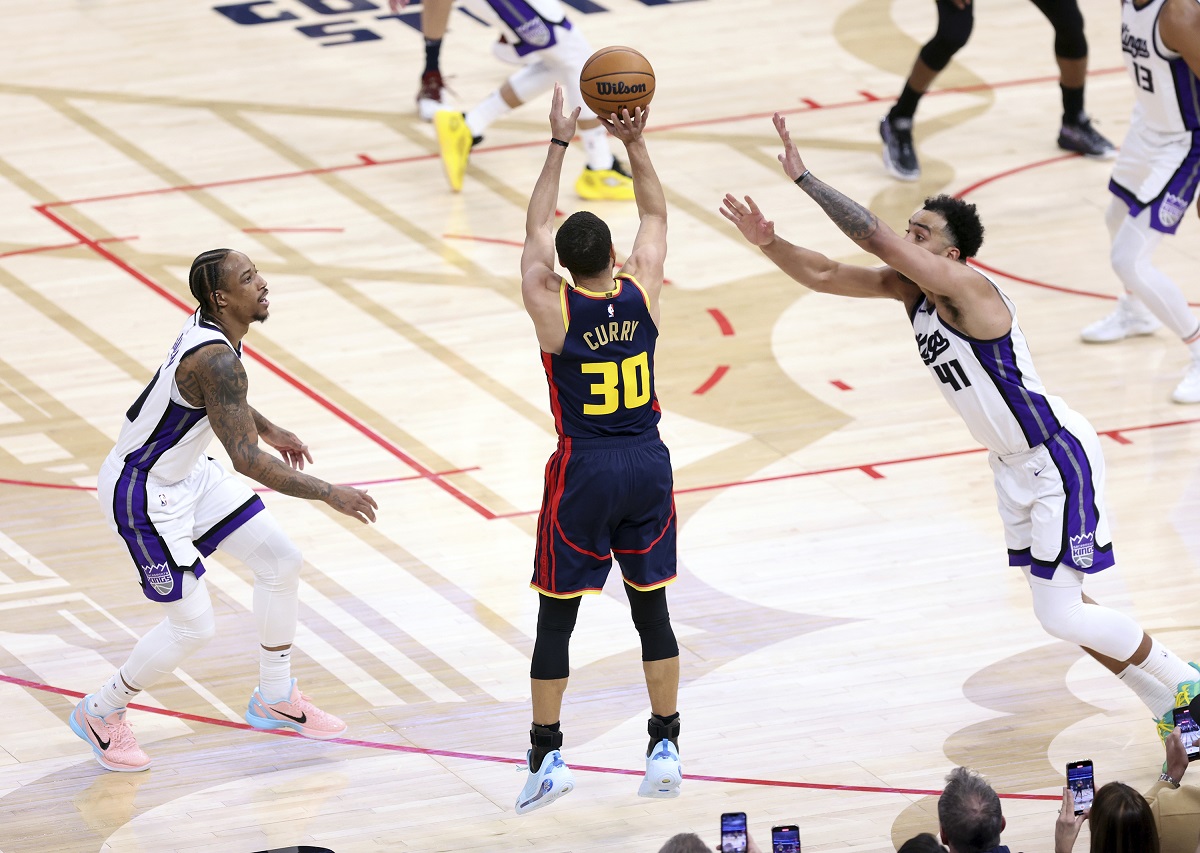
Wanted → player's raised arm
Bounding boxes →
[521,85,579,284]
[720,193,903,301]
[605,106,666,297]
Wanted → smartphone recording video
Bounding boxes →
[1173,705,1200,761]
[720,812,748,853]
[1067,759,1094,815]
[771,824,801,853]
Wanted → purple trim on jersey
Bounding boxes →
[124,401,208,474]
[194,495,266,556]
[1008,547,1032,567]
[1028,429,1114,579]
[1171,58,1200,130]
[971,337,1062,447]
[486,0,569,57]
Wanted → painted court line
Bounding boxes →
[0,673,1057,801]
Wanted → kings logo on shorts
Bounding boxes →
[141,562,175,596]
[1160,193,1189,228]
[1069,532,1095,569]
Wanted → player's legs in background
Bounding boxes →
[1029,0,1116,157]
[417,0,454,120]
[880,0,973,182]
[1081,199,1164,343]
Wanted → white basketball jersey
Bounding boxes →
[108,312,239,484]
[1121,0,1200,133]
[910,281,1075,456]
[459,0,568,47]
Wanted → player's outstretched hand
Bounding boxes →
[602,106,648,144]
[549,84,581,146]
[327,485,379,524]
[772,112,808,184]
[1053,787,1087,853]
[720,194,776,247]
[261,425,314,471]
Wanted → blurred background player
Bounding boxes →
[406,0,454,120]
[879,0,1115,181]
[1077,0,1200,404]
[412,0,634,200]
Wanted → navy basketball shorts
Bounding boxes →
[532,430,677,598]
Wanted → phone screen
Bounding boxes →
[771,825,801,853]
[720,812,748,853]
[1067,760,1094,815]
[1174,706,1200,761]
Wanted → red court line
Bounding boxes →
[707,308,735,336]
[0,468,480,494]
[830,380,852,391]
[33,204,496,520]
[0,673,1057,800]
[693,365,729,395]
[0,235,136,260]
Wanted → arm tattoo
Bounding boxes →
[193,347,331,501]
[799,175,879,242]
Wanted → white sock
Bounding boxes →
[1136,637,1196,692]
[90,669,140,716]
[579,125,615,171]
[1119,663,1177,718]
[259,647,293,703]
[1186,334,1200,360]
[466,91,510,139]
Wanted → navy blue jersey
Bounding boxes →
[541,274,661,439]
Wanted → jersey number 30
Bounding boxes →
[581,352,651,415]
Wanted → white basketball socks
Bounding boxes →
[580,124,616,171]
[90,670,140,717]
[1135,637,1196,694]
[259,647,293,703]
[1119,663,1178,718]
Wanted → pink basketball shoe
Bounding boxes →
[69,697,151,772]
[244,679,347,740]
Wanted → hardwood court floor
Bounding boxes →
[2,0,1198,851]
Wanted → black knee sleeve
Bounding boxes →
[917,0,974,72]
[626,584,679,661]
[530,594,581,680]
[1031,0,1087,60]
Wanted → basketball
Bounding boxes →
[579,46,655,118]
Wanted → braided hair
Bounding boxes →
[188,249,233,319]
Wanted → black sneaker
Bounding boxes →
[1057,116,1116,159]
[880,115,920,181]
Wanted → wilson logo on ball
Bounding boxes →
[596,81,648,95]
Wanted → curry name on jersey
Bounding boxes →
[542,274,661,439]
[911,285,1075,456]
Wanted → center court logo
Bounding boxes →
[1069,532,1095,568]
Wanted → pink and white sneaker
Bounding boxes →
[244,679,346,740]
[69,696,151,772]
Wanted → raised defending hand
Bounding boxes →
[602,105,648,145]
[719,194,776,247]
[1053,787,1087,853]
[772,112,808,183]
[326,485,378,524]
[260,425,314,471]
[549,83,581,146]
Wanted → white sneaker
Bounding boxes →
[1080,296,1161,343]
[637,739,682,799]
[1172,361,1200,404]
[514,749,574,815]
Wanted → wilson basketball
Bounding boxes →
[579,46,655,118]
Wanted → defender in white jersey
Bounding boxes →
[69,249,378,773]
[390,0,635,200]
[721,112,1200,744]
[1079,0,1200,403]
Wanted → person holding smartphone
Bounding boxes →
[1055,729,1200,853]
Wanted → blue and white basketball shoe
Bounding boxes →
[638,738,682,798]
[514,748,575,815]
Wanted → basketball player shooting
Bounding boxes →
[720,112,1200,742]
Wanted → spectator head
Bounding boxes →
[1088,782,1160,853]
[937,767,1005,853]
[657,832,710,853]
[898,832,948,853]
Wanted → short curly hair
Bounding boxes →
[555,211,613,277]
[923,195,985,260]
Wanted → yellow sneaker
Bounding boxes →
[434,110,473,192]
[575,161,635,201]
